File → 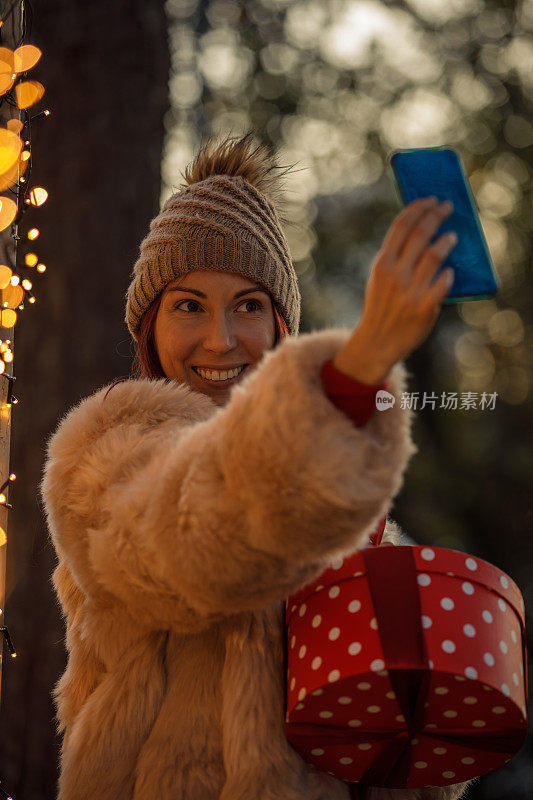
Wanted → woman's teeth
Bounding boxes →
[194,365,246,381]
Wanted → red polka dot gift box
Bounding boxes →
[284,537,528,790]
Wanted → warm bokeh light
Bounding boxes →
[0,196,17,232]
[36,263,46,272]
[0,309,16,328]
[0,151,29,191]
[15,79,45,109]
[13,44,42,73]
[1,283,24,309]
[6,118,23,134]
[24,252,37,267]
[0,527,6,547]
[0,265,12,290]
[9,275,19,286]
[21,278,32,291]
[28,186,48,206]
[27,227,39,240]
[0,47,14,95]
[0,129,22,176]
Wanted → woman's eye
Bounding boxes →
[174,299,263,313]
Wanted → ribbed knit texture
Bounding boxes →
[125,173,301,337]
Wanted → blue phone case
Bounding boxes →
[389,147,499,303]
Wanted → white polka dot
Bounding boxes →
[441,597,454,611]
[367,705,381,713]
[499,641,508,654]
[463,624,476,638]
[348,642,362,656]
[463,696,477,704]
[370,617,378,630]
[482,610,493,623]
[371,659,385,672]
[386,691,396,699]
[428,660,434,669]
[357,682,371,690]
[319,710,333,718]
[500,575,509,589]
[414,761,428,769]
[298,688,306,701]
[484,652,495,667]
[461,757,475,765]
[299,645,306,659]
[378,670,389,677]
[290,605,297,613]
[511,630,517,644]
[501,683,511,697]
[435,687,449,695]
[348,599,361,613]
[295,702,304,710]
[443,710,458,718]
[513,673,519,686]
[315,585,324,592]
[312,615,322,628]
[472,720,486,727]
[425,723,437,729]
[298,604,307,617]
[466,558,478,571]
[396,714,405,722]
[421,615,432,629]
[328,586,340,599]
[498,598,506,612]
[328,670,340,683]
[417,574,431,587]
[465,667,478,679]
[462,582,475,595]
[433,748,447,755]
[358,743,371,750]
[311,748,325,756]
[421,548,435,561]
[311,657,322,670]
[442,640,456,653]
[312,688,323,696]
[443,771,456,779]
[339,757,353,765]
[290,677,296,691]
[492,706,506,714]
[348,719,362,727]
[338,696,352,705]
[290,635,296,649]
[329,627,341,641]
[353,571,363,577]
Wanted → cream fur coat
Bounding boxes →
[41,327,472,800]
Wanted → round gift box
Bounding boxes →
[284,545,528,789]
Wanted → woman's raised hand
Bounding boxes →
[332,197,457,386]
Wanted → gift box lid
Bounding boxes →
[286,546,525,636]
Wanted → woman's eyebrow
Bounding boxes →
[166,286,269,299]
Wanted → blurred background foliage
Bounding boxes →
[0,0,531,797]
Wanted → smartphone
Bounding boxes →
[389,147,499,303]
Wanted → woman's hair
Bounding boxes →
[130,294,290,380]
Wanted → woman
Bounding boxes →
[41,132,469,800]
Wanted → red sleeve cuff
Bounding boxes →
[320,358,389,428]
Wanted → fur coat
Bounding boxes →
[41,326,472,800]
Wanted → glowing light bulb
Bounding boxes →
[44,109,50,115]
[27,228,39,240]
[10,275,19,286]
[0,493,6,503]
[0,526,5,546]
[36,263,46,272]
[21,150,30,161]
[25,253,37,267]
[22,279,32,290]
[4,350,13,362]
[29,186,48,206]
[0,343,6,352]
[9,474,16,480]
[0,362,4,375]
[28,296,35,304]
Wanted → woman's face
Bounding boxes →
[154,270,276,406]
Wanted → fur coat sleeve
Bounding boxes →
[41,326,418,634]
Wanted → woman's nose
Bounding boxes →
[203,314,237,350]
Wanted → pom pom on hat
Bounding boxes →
[125,131,302,338]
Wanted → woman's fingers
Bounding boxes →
[379,196,439,262]
[415,231,458,293]
[396,201,454,279]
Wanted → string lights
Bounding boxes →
[0,1,49,796]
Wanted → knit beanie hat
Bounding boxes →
[125,131,301,338]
